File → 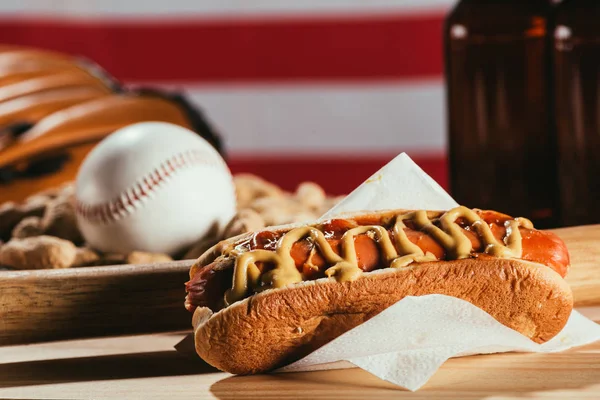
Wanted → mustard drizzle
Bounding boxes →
[223,206,533,305]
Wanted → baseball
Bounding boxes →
[75,121,236,256]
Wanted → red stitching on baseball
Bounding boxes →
[75,149,225,224]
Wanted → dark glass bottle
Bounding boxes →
[445,0,558,228]
[554,0,600,226]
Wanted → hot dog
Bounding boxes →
[185,206,573,375]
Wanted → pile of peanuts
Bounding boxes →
[0,174,343,270]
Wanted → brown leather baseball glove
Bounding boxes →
[0,47,223,203]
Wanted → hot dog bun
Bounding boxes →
[193,257,572,375]
[188,207,573,374]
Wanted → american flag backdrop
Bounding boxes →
[0,0,456,194]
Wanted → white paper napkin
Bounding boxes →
[321,152,458,219]
[275,153,600,390]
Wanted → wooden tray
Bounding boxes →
[0,260,193,345]
[1,225,599,346]
[554,225,600,307]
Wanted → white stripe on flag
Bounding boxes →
[178,80,446,154]
[0,0,456,18]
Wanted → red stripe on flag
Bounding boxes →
[0,14,444,83]
[228,153,448,195]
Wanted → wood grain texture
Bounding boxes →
[551,225,600,307]
[0,225,598,347]
[0,305,598,400]
[0,260,192,345]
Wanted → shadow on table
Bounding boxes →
[210,369,405,400]
[0,350,218,388]
[209,351,600,400]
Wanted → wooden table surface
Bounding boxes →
[2,224,600,399]
[1,307,599,400]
